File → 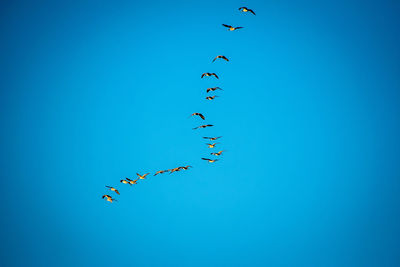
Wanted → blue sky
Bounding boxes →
[1,0,400,266]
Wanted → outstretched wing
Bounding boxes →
[222,24,232,28]
[199,113,205,120]
[222,56,229,61]
[202,158,211,161]
[249,9,256,15]
[212,73,219,79]
[235,27,243,30]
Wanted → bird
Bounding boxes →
[105,186,120,195]
[179,165,192,170]
[169,167,182,174]
[239,7,256,15]
[154,170,169,176]
[222,24,243,31]
[191,113,205,120]
[211,150,224,156]
[136,173,150,179]
[193,124,214,130]
[126,178,139,185]
[102,194,116,203]
[212,55,229,62]
[201,73,219,79]
[206,87,222,93]
[203,136,222,141]
[120,179,131,185]
[206,143,218,148]
[201,158,219,163]
[206,96,219,100]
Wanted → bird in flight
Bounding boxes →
[203,136,222,141]
[206,143,219,148]
[239,7,256,15]
[120,179,131,185]
[193,124,214,130]
[105,186,120,195]
[206,96,219,100]
[201,73,219,79]
[212,55,229,62]
[206,87,222,93]
[179,165,192,170]
[154,170,169,176]
[211,150,225,156]
[201,158,219,163]
[126,178,139,185]
[136,173,150,179]
[102,194,116,203]
[169,167,182,174]
[191,113,205,120]
[222,24,243,31]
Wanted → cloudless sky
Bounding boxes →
[1,0,400,266]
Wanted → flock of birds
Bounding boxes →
[102,6,256,203]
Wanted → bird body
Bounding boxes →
[137,173,150,179]
[201,158,219,163]
[239,7,256,15]
[206,96,218,100]
[211,150,224,156]
[191,113,205,120]
[201,73,219,79]
[222,24,243,31]
[212,55,229,62]
[193,124,214,130]
[126,178,139,185]
[154,170,168,176]
[105,186,120,195]
[203,136,222,141]
[206,87,222,93]
[179,165,192,170]
[120,179,131,185]
[102,194,116,203]
[206,143,218,148]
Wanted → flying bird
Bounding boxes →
[222,24,243,31]
[136,173,150,179]
[203,136,222,141]
[239,7,256,15]
[169,167,182,174]
[126,178,139,185]
[179,165,192,170]
[211,150,224,156]
[102,194,116,203]
[193,124,214,130]
[201,158,219,163]
[105,186,120,195]
[201,73,219,79]
[206,96,219,100]
[212,55,229,62]
[191,113,205,120]
[154,170,169,176]
[120,179,131,185]
[206,143,219,148]
[206,87,222,93]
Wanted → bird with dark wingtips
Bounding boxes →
[222,24,243,31]
[201,158,219,163]
[154,170,169,176]
[206,87,222,93]
[169,167,182,174]
[201,72,219,79]
[179,165,192,170]
[105,186,120,195]
[193,124,214,130]
[191,113,205,120]
[102,194,116,203]
[239,7,256,15]
[120,179,131,185]
[136,173,150,179]
[206,143,219,148]
[211,150,225,156]
[126,178,139,185]
[212,55,229,62]
[203,136,222,141]
[206,96,219,100]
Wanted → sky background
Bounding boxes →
[1,0,400,266]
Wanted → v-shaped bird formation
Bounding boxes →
[102,6,256,203]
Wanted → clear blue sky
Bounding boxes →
[1,0,400,266]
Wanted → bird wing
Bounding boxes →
[199,114,205,120]
[239,7,245,10]
[105,186,111,188]
[249,9,256,15]
[202,158,211,161]
[222,24,232,28]
[115,190,120,195]
[212,56,217,62]
[235,27,244,29]
[212,73,219,79]
[222,56,229,61]
[201,73,205,78]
